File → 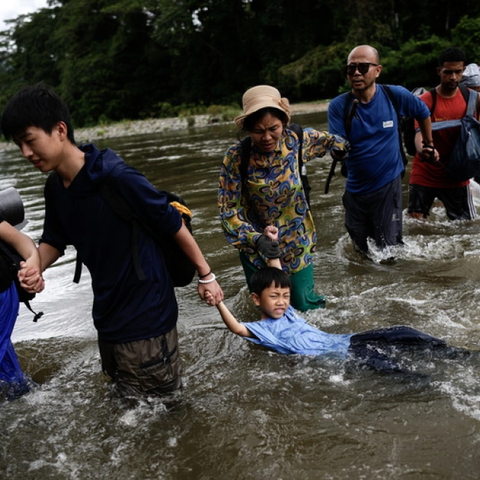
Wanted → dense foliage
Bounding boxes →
[0,0,479,126]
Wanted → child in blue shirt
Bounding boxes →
[207,227,453,370]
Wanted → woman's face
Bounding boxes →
[248,113,284,153]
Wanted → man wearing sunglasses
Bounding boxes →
[328,44,436,255]
[408,47,480,221]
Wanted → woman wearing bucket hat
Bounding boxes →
[218,85,349,311]
[0,187,44,400]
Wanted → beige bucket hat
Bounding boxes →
[234,85,291,129]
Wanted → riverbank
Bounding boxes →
[0,101,329,152]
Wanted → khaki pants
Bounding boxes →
[98,326,182,397]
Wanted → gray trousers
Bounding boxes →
[343,175,403,253]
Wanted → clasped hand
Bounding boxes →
[18,261,45,293]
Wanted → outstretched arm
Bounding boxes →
[172,222,223,306]
[205,292,253,338]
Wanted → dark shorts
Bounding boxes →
[98,327,182,397]
[347,326,450,372]
[408,183,477,220]
[343,176,403,253]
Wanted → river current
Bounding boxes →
[1,112,480,479]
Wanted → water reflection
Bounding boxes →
[1,112,480,479]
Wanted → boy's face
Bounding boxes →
[251,282,291,320]
[14,123,65,173]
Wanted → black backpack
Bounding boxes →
[72,175,196,288]
[239,123,311,207]
[0,240,44,322]
[401,87,427,156]
[427,86,480,180]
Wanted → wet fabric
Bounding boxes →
[242,306,352,355]
[408,183,476,220]
[288,264,326,311]
[0,284,32,400]
[348,325,449,372]
[240,253,325,311]
[342,175,403,253]
[98,326,182,397]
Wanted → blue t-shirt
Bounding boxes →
[328,84,431,194]
[241,306,352,356]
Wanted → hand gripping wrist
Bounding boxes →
[255,234,281,259]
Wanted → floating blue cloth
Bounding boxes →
[242,306,353,356]
[0,283,32,400]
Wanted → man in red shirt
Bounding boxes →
[408,47,480,220]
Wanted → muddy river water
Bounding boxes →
[1,111,480,479]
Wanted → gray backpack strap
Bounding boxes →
[426,88,478,132]
[466,88,478,117]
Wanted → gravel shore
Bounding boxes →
[0,101,329,152]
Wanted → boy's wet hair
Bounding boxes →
[1,83,75,144]
[250,266,291,295]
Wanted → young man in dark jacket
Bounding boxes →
[1,84,223,398]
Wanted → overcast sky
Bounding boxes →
[0,0,49,31]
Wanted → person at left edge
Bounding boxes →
[328,45,437,255]
[0,191,44,400]
[1,84,224,398]
[218,85,349,312]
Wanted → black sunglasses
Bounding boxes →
[344,63,379,76]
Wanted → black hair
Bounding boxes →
[1,83,75,144]
[250,266,291,295]
[242,107,289,133]
[438,47,466,67]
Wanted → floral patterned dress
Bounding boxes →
[219,126,341,275]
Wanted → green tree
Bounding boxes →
[0,7,61,105]
[451,15,480,63]
[1,0,479,126]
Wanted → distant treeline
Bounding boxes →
[0,0,479,127]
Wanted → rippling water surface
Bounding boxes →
[1,112,480,479]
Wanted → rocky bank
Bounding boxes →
[0,101,329,152]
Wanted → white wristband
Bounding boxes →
[198,273,216,284]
